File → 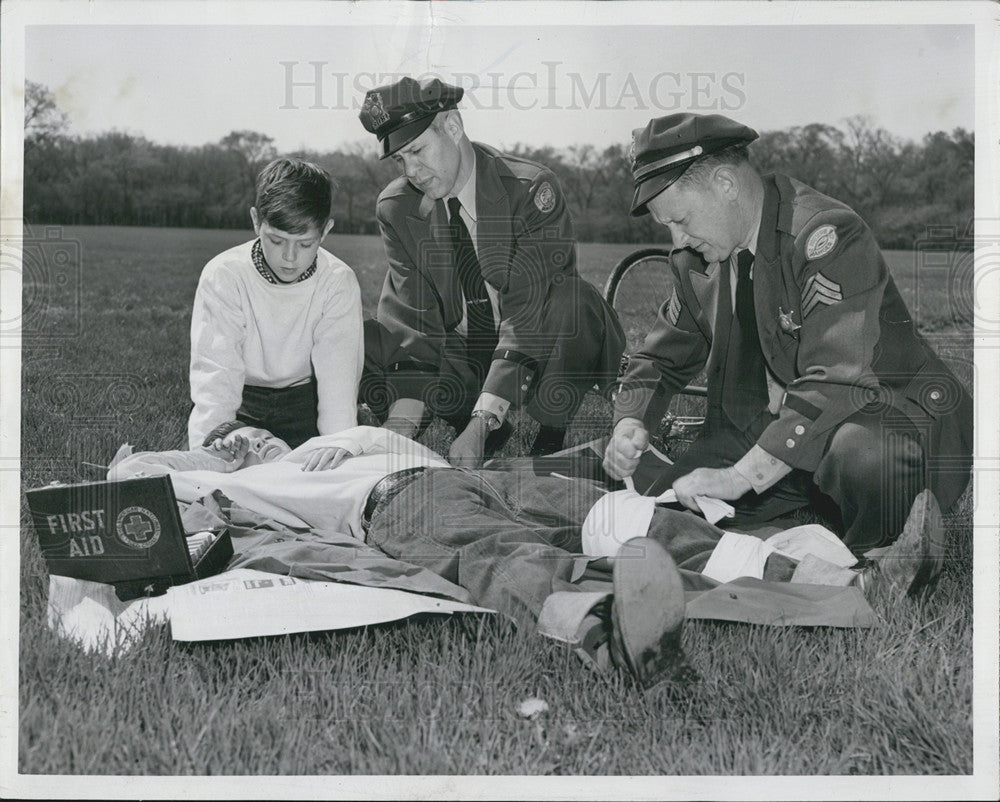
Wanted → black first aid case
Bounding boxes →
[26,476,233,600]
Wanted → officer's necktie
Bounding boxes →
[447,197,497,378]
[722,249,769,429]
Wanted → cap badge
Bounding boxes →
[626,139,639,172]
[534,182,556,213]
[805,224,838,260]
[363,92,390,128]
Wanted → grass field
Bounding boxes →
[17,225,976,778]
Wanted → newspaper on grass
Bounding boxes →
[167,568,493,641]
[48,568,493,656]
[48,574,173,657]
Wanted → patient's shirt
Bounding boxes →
[110,427,449,539]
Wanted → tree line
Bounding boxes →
[24,81,973,248]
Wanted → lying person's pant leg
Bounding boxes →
[367,469,607,626]
[643,508,729,575]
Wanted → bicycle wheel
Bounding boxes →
[605,247,707,455]
[603,247,675,354]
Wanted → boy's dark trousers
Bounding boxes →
[237,377,319,449]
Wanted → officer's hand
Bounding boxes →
[603,418,649,479]
[301,447,350,472]
[383,416,418,440]
[449,418,489,469]
[672,467,752,512]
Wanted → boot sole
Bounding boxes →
[612,537,689,688]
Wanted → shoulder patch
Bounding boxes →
[805,224,838,260]
[802,271,843,317]
[534,181,556,213]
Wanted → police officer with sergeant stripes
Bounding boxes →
[604,113,972,577]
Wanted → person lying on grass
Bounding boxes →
[110,422,944,690]
[187,157,363,451]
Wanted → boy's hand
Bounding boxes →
[301,447,350,472]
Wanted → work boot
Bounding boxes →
[861,489,947,600]
[609,537,696,690]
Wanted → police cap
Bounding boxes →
[628,113,758,216]
[359,77,464,159]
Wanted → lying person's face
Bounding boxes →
[230,427,292,464]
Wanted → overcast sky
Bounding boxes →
[26,20,974,153]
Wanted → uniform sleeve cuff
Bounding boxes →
[473,392,510,424]
[732,445,792,493]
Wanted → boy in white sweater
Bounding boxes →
[188,158,364,450]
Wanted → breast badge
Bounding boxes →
[778,306,801,335]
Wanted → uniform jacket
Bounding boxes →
[374,142,578,405]
[615,173,972,475]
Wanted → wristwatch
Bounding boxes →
[470,409,502,431]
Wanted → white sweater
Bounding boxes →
[188,240,363,448]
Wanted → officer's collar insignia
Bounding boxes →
[778,306,801,334]
[534,182,556,213]
[363,93,391,128]
[805,224,838,260]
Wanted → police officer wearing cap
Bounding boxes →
[359,77,625,467]
[604,112,972,561]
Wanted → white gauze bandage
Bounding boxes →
[581,490,656,558]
